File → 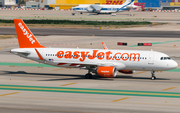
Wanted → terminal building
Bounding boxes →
[1,0,180,10]
[0,0,17,7]
[47,0,180,10]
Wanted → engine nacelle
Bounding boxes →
[97,66,117,78]
[118,70,134,74]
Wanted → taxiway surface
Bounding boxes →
[1,27,180,38]
[0,35,180,113]
[1,10,180,113]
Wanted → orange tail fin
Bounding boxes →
[14,19,45,48]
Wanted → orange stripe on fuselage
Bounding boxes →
[35,49,43,60]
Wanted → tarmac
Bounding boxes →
[0,10,180,113]
[1,10,180,22]
[2,27,180,37]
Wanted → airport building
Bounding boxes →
[26,0,56,9]
[10,0,179,10]
[0,0,16,7]
[46,0,180,10]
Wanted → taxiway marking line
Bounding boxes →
[25,60,34,63]
[0,85,180,98]
[112,97,130,102]
[162,87,177,91]
[52,68,66,71]
[135,71,146,74]
[167,68,180,72]
[129,40,180,47]
[0,92,19,96]
[61,83,77,86]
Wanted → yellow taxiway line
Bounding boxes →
[162,87,177,91]
[112,97,131,102]
[0,92,20,96]
[61,83,77,86]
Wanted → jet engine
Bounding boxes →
[118,70,134,74]
[97,66,117,78]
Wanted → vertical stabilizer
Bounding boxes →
[123,0,134,6]
[14,19,45,48]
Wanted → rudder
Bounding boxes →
[14,19,45,48]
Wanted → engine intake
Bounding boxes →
[97,66,117,78]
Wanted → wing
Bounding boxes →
[54,61,126,70]
[90,5,102,13]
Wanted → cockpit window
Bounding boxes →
[160,57,171,60]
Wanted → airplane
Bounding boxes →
[11,19,178,80]
[71,0,140,16]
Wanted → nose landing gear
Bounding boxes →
[151,71,156,80]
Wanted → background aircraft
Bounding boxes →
[71,0,140,15]
[11,19,178,80]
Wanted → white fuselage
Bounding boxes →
[11,48,178,72]
[72,0,140,14]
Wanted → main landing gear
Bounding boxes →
[85,70,93,79]
[151,71,156,80]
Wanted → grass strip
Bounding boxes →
[0,19,152,25]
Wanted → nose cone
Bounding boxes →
[169,60,178,69]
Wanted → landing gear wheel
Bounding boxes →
[72,13,75,15]
[151,76,156,80]
[85,74,92,79]
[151,71,156,80]
[80,12,83,14]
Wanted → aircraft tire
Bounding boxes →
[85,74,92,79]
[151,76,156,80]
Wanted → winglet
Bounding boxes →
[14,19,45,48]
[102,42,108,50]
